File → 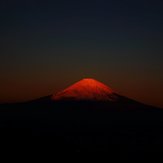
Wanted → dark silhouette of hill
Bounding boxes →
[0,95,163,157]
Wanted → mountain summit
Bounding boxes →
[52,78,118,101]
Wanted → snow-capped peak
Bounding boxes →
[52,78,117,101]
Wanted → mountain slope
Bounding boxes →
[0,79,162,154]
[52,78,118,101]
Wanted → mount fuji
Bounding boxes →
[49,78,146,108]
[52,78,118,101]
[0,78,162,154]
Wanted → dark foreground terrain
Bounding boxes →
[0,97,163,158]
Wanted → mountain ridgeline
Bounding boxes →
[0,78,163,154]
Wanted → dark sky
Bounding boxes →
[0,0,163,107]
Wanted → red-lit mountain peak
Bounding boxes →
[52,78,118,101]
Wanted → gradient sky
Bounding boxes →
[0,0,163,107]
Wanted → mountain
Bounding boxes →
[0,78,162,156]
[52,78,122,102]
[51,78,148,109]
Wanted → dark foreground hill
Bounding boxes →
[0,98,163,158]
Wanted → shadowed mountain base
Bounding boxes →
[0,99,163,156]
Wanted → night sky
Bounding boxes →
[0,0,163,107]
